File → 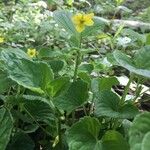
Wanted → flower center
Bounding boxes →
[30,52,34,56]
[80,18,85,25]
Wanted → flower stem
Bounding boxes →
[72,50,80,123]
[72,35,82,123]
[121,74,134,102]
[73,50,80,81]
[73,34,82,81]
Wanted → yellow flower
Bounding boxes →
[72,13,94,33]
[27,48,38,58]
[0,37,4,43]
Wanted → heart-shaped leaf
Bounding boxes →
[78,72,91,85]
[0,49,54,94]
[91,77,119,94]
[102,130,129,150]
[142,132,150,150]
[22,95,56,125]
[67,116,102,150]
[0,70,12,93]
[99,77,119,91]
[53,10,78,36]
[0,108,13,150]
[6,132,35,150]
[48,60,64,73]
[53,80,88,113]
[47,77,70,97]
[79,63,94,74]
[129,112,150,150]
[94,90,139,119]
[113,47,150,78]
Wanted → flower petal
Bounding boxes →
[83,13,94,26]
[0,37,4,43]
[84,19,94,26]
[72,13,83,25]
[27,48,37,58]
[75,25,85,33]
[86,13,94,18]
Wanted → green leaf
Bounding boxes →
[146,33,150,45]
[48,60,64,73]
[10,60,53,94]
[94,90,139,119]
[91,78,100,94]
[39,49,63,59]
[67,116,102,150]
[0,107,13,150]
[0,48,29,60]
[142,132,150,150]
[54,80,88,113]
[53,10,78,35]
[121,119,132,139]
[6,132,35,150]
[78,72,91,86]
[69,35,80,47]
[107,53,119,66]
[9,95,55,129]
[113,48,150,78]
[0,49,54,94]
[115,0,124,6]
[0,70,11,93]
[122,29,145,45]
[47,77,70,97]
[79,63,94,74]
[22,95,56,126]
[99,77,119,91]
[102,130,129,150]
[133,46,150,69]
[23,124,39,133]
[91,77,119,94]
[67,0,74,6]
[47,0,55,5]
[129,112,150,150]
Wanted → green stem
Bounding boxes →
[89,94,94,115]
[58,118,62,149]
[73,50,80,81]
[133,78,142,102]
[121,74,134,102]
[72,35,82,122]
[73,34,82,81]
[83,105,88,116]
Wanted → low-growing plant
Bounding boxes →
[0,2,150,150]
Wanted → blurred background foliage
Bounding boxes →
[0,0,150,79]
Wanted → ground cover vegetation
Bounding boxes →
[0,0,150,150]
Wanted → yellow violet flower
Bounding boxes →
[27,48,38,58]
[72,13,94,33]
[0,37,4,43]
